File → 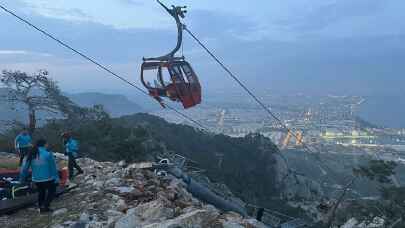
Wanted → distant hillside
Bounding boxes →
[0,89,142,124]
[68,92,142,117]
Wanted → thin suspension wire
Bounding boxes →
[185,26,361,216]
[0,4,294,175]
[0,4,206,130]
[1,3,334,188]
[181,27,319,187]
[184,26,350,185]
[0,2,295,180]
[0,3,299,156]
[184,27,320,155]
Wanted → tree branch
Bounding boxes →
[326,176,358,227]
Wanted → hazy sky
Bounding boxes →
[0,0,404,99]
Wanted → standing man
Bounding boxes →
[15,129,32,166]
[61,132,83,180]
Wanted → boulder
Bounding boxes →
[115,199,175,228]
[52,208,68,217]
[342,218,361,228]
[143,209,220,228]
[114,208,142,228]
[114,187,135,194]
[93,181,104,189]
[118,161,127,167]
[105,178,122,188]
[221,221,245,228]
[134,199,175,223]
[115,199,128,212]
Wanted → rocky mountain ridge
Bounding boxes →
[0,153,268,228]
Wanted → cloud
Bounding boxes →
[0,50,29,55]
[18,0,171,29]
[271,0,405,39]
[29,6,92,22]
[1,0,405,98]
[0,50,52,57]
[210,0,405,41]
[119,0,144,6]
[282,0,385,31]
[7,0,405,40]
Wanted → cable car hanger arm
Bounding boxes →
[144,0,187,62]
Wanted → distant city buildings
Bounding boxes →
[151,95,405,153]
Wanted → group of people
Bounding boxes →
[15,130,83,213]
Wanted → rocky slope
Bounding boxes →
[0,153,268,228]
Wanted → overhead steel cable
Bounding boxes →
[0,4,315,187]
[0,4,206,130]
[0,3,339,188]
[0,2,295,175]
[0,4,292,164]
[0,4,294,180]
[183,27,319,154]
[185,26,363,220]
[0,3,322,221]
[184,27,356,194]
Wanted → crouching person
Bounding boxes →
[61,132,83,180]
[20,139,59,213]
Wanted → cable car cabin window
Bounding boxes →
[160,66,172,87]
[170,66,186,84]
[182,64,192,76]
[168,65,188,97]
[142,65,164,89]
[181,64,197,84]
[172,64,195,84]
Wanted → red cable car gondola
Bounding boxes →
[141,1,201,109]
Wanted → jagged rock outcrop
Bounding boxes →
[0,153,268,228]
[275,155,323,200]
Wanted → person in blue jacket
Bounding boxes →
[20,139,59,213]
[15,129,33,166]
[61,132,83,180]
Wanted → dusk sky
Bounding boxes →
[0,0,404,99]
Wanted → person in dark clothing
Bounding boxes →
[20,139,59,213]
[61,132,83,180]
[36,180,56,212]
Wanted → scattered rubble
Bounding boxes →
[0,153,268,228]
[341,217,385,228]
